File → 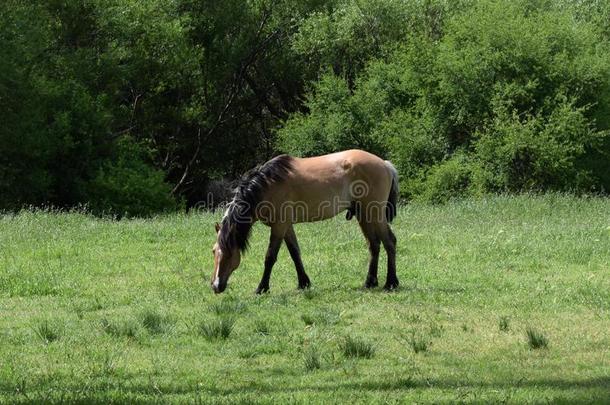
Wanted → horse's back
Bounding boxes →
[260,150,392,224]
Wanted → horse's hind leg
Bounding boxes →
[359,220,380,288]
[380,223,399,290]
[255,231,284,294]
[284,225,311,289]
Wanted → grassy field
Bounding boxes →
[1,195,609,404]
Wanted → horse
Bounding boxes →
[210,149,399,294]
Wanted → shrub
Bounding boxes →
[473,103,605,193]
[416,154,474,203]
[280,0,610,201]
[87,138,182,217]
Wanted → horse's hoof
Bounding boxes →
[298,278,311,289]
[383,280,399,291]
[364,278,378,289]
[255,286,269,294]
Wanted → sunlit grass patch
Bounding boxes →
[1,195,609,403]
[301,308,341,327]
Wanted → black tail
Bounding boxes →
[385,160,399,222]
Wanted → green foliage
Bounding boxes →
[3,0,610,210]
[473,101,605,193]
[415,154,475,204]
[87,139,180,217]
[280,0,610,200]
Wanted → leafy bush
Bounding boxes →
[473,102,605,193]
[3,0,610,208]
[87,139,181,217]
[416,154,474,204]
[280,0,610,201]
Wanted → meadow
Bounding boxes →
[1,195,609,404]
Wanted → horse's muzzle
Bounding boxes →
[211,280,227,294]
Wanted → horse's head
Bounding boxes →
[211,222,241,293]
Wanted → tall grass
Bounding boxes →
[526,327,549,349]
[33,320,61,344]
[340,336,375,359]
[198,317,235,340]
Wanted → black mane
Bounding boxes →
[219,155,293,252]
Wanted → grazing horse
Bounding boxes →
[210,149,399,294]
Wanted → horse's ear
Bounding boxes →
[215,222,220,233]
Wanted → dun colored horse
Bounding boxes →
[210,149,399,294]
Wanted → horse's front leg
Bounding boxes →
[284,225,311,289]
[255,232,283,294]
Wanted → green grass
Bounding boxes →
[499,315,510,332]
[340,335,376,359]
[100,317,140,339]
[1,195,609,403]
[32,319,62,344]
[303,345,322,371]
[408,331,431,354]
[526,327,549,350]
[198,317,235,341]
[140,308,174,335]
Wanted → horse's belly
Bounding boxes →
[291,199,346,223]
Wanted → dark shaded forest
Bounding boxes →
[2,0,609,215]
